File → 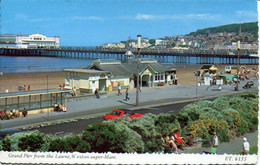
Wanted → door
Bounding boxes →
[92,81,96,93]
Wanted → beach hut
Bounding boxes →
[199,65,218,76]
[203,73,213,86]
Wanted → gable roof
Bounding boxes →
[122,62,174,74]
[90,64,132,75]
[200,65,218,70]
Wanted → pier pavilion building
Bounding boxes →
[0,33,60,49]
[64,57,176,93]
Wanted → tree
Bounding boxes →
[149,39,156,46]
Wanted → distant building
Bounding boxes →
[101,42,125,48]
[0,33,60,49]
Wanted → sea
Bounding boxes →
[0,55,253,74]
[0,56,92,74]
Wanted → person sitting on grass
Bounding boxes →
[161,134,168,148]
[174,130,187,150]
[166,134,178,154]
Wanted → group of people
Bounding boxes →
[117,85,130,101]
[0,108,28,120]
[204,132,251,155]
[59,83,66,90]
[18,85,31,91]
[53,102,67,112]
[161,130,188,153]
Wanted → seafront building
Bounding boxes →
[64,51,176,93]
[0,33,60,49]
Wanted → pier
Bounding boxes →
[0,47,258,64]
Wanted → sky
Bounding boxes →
[1,0,258,46]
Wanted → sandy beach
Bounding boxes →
[0,72,66,93]
[0,64,258,93]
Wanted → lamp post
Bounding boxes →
[235,40,240,91]
[136,34,141,106]
[47,75,49,118]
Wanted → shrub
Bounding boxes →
[49,137,67,152]
[186,115,229,141]
[222,108,241,129]
[111,118,145,153]
[177,112,189,128]
[48,134,89,152]
[18,131,44,151]
[82,122,141,153]
[1,138,12,151]
[127,114,163,153]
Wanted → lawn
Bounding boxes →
[237,146,258,155]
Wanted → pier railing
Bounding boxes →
[0,47,258,64]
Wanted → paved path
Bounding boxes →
[183,131,258,154]
[0,78,258,130]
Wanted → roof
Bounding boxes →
[122,62,174,74]
[92,59,121,65]
[200,65,218,70]
[138,58,157,63]
[67,58,175,76]
[64,69,109,74]
[90,64,132,75]
[125,50,133,56]
[200,65,214,69]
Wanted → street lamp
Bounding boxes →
[235,40,240,91]
[47,75,49,118]
[136,34,141,106]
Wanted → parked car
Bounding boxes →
[104,109,143,120]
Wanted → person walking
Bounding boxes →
[94,89,100,99]
[118,85,122,95]
[211,132,219,154]
[138,84,141,92]
[212,132,219,148]
[125,88,129,101]
[242,137,250,155]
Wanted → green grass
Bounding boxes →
[237,146,258,155]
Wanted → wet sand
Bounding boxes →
[0,64,257,93]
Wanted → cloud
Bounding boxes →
[15,13,103,23]
[134,13,221,21]
[15,13,28,20]
[69,16,103,21]
[235,10,257,18]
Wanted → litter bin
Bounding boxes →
[108,85,112,92]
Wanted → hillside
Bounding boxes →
[189,22,258,37]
